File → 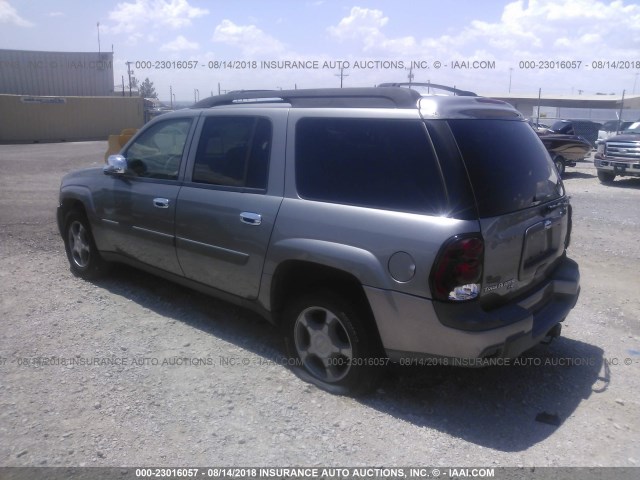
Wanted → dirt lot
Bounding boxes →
[0,141,639,468]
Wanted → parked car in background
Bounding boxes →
[57,85,580,395]
[550,119,601,148]
[594,122,640,183]
[597,120,634,143]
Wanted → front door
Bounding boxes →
[100,117,195,275]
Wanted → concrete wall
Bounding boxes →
[0,95,144,143]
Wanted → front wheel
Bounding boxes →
[282,290,380,395]
[597,170,615,184]
[63,210,109,279]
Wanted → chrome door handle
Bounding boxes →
[240,212,262,225]
[153,198,169,209]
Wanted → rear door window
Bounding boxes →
[448,119,563,218]
[295,118,447,215]
[192,116,272,190]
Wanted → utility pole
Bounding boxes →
[126,61,133,96]
[406,66,414,85]
[508,68,513,93]
[335,67,349,88]
[97,22,101,53]
[617,90,626,131]
[170,85,173,109]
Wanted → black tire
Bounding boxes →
[597,170,615,184]
[63,210,109,279]
[553,155,565,177]
[282,290,380,396]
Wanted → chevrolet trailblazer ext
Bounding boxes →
[58,85,580,395]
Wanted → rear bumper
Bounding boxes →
[366,256,580,362]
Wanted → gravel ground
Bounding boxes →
[0,141,639,468]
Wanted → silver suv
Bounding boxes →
[57,85,580,395]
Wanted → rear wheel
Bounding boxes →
[283,290,380,395]
[597,170,615,184]
[63,210,109,279]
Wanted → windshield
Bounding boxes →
[448,119,564,218]
[622,122,640,134]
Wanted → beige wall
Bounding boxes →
[0,95,144,143]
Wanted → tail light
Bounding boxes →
[430,234,484,302]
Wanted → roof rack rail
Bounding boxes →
[225,89,278,95]
[377,82,477,97]
[191,87,424,109]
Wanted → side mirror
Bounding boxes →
[104,154,127,175]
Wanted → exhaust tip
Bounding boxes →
[541,324,562,345]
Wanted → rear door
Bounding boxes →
[446,119,569,307]
[175,110,287,299]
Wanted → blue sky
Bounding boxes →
[1,0,639,102]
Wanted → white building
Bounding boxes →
[0,49,114,97]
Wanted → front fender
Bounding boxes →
[57,184,99,237]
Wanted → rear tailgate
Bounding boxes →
[447,118,570,307]
[479,199,570,309]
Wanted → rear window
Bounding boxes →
[295,118,447,214]
[448,119,564,217]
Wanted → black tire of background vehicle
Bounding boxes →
[553,155,565,176]
[597,170,616,184]
[63,210,110,279]
[282,290,380,396]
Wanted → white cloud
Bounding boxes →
[327,7,387,42]
[0,0,33,27]
[327,1,640,59]
[160,35,199,51]
[106,0,208,34]
[212,19,286,55]
[318,0,640,93]
[47,12,65,18]
[326,6,420,53]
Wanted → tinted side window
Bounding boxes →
[125,118,192,180]
[192,116,271,189]
[295,118,446,214]
[448,119,563,217]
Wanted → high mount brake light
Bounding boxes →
[430,235,484,302]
